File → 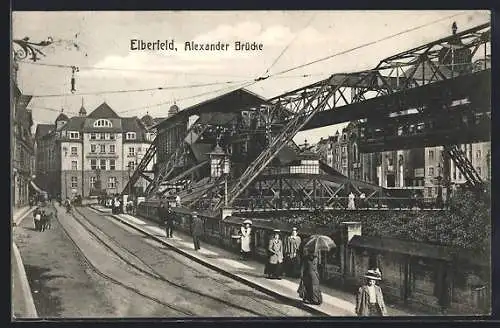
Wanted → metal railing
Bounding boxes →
[231,196,445,211]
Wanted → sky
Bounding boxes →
[12,10,490,144]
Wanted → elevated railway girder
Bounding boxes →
[123,22,490,208]
[207,22,490,211]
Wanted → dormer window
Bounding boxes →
[93,119,113,128]
[126,132,136,140]
[69,131,80,139]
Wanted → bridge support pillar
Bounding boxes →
[340,221,362,282]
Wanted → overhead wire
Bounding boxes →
[29,79,249,98]
[119,79,257,115]
[17,60,253,79]
[261,12,317,78]
[267,12,471,78]
[28,14,477,119]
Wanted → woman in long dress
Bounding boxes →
[284,227,301,277]
[298,251,323,305]
[265,230,283,279]
[240,222,252,260]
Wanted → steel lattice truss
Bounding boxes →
[125,23,490,204]
[206,22,491,211]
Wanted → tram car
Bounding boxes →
[136,201,343,281]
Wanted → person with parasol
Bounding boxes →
[355,269,387,316]
[239,219,252,260]
[297,234,335,305]
[264,229,284,279]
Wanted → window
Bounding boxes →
[99,133,106,140]
[91,144,96,153]
[90,133,96,140]
[90,176,96,189]
[71,176,78,188]
[109,145,115,153]
[459,172,463,180]
[71,146,77,156]
[69,131,80,139]
[429,150,434,160]
[137,147,142,153]
[100,144,106,153]
[476,150,481,159]
[128,161,135,170]
[427,187,433,196]
[90,159,97,170]
[341,146,347,153]
[126,132,137,140]
[100,159,106,170]
[107,177,117,189]
[109,133,115,140]
[110,159,116,170]
[428,167,434,177]
[93,119,113,128]
[128,147,135,156]
[477,167,482,176]
[71,160,78,170]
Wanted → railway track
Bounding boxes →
[61,205,296,316]
[81,207,292,316]
[54,205,193,316]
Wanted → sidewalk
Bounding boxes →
[12,205,38,319]
[91,205,416,316]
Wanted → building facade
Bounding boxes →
[318,122,425,190]
[34,102,161,199]
[12,61,35,208]
[424,142,491,198]
[317,122,490,197]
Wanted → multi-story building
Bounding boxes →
[316,123,490,197]
[34,102,163,199]
[12,61,35,208]
[424,142,491,198]
[317,122,425,190]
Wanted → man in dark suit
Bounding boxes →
[191,212,203,251]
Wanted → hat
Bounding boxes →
[192,211,198,217]
[364,269,382,281]
[273,229,280,233]
[243,219,252,225]
[292,227,297,231]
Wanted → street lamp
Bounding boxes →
[208,143,230,206]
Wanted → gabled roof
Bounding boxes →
[153,88,267,129]
[35,124,55,140]
[82,117,122,132]
[87,102,120,119]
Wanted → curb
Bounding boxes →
[105,211,330,316]
[12,243,38,318]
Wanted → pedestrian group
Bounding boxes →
[32,207,53,232]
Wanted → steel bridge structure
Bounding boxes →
[122,22,491,215]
